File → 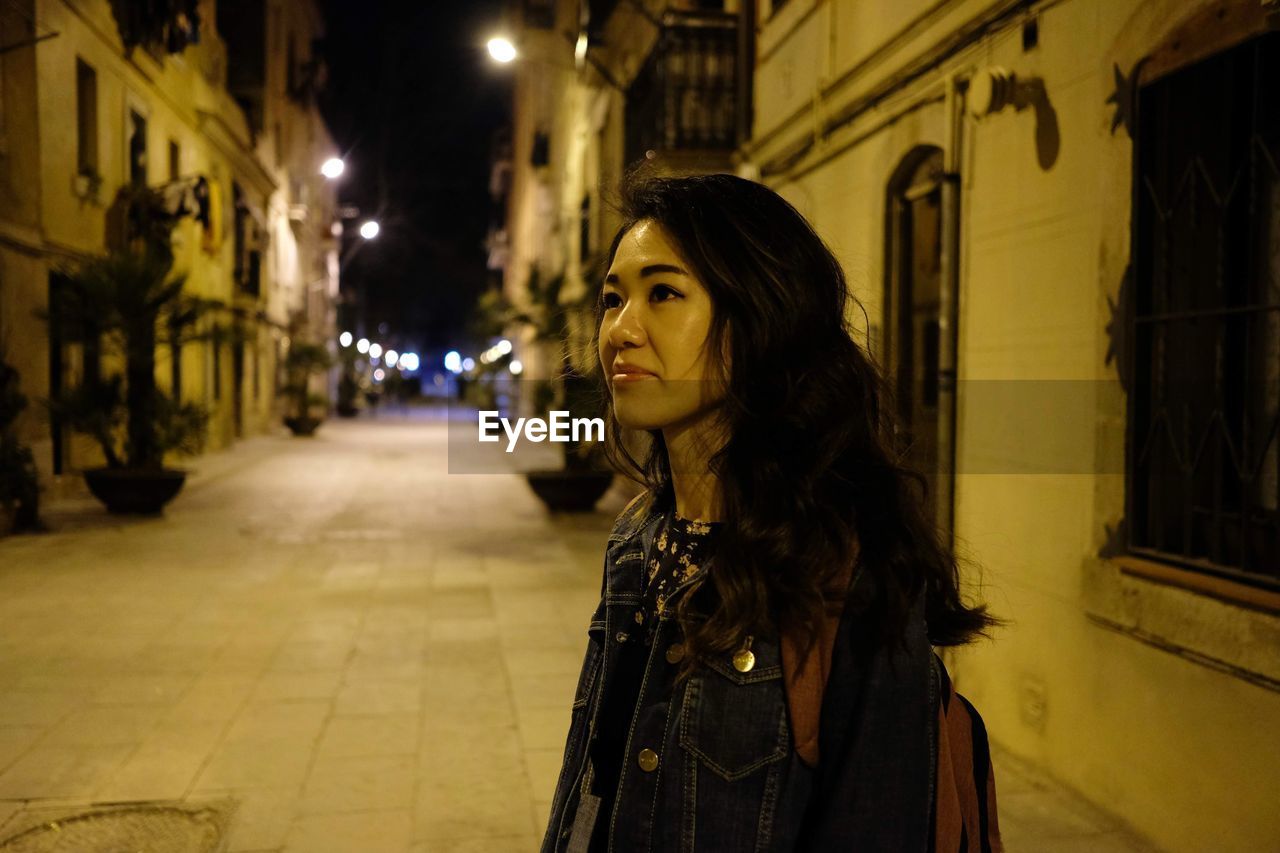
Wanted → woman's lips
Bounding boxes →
[612,370,657,383]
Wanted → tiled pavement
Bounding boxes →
[0,408,1161,852]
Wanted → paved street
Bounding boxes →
[0,409,1159,852]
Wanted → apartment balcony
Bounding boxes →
[623,9,746,172]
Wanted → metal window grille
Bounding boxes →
[623,10,739,166]
[1128,31,1280,589]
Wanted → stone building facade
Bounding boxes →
[0,0,338,492]
[500,1,1280,850]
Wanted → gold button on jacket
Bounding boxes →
[637,748,659,772]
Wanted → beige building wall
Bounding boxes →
[0,0,45,457]
[0,0,336,490]
[499,1,1280,841]
[746,1,1280,851]
[261,0,340,392]
[505,1,594,384]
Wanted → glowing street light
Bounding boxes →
[385,350,399,368]
[339,331,353,347]
[510,359,523,375]
[487,36,517,63]
[359,220,380,240]
[356,338,370,354]
[462,357,476,372]
[321,157,345,179]
[444,351,462,373]
[368,343,383,359]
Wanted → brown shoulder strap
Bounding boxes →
[780,543,859,768]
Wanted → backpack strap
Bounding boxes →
[931,654,1004,852]
[780,541,860,768]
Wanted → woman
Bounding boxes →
[541,172,1004,852]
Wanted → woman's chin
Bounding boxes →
[611,404,671,432]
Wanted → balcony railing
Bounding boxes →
[624,10,742,165]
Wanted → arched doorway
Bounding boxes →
[884,146,958,541]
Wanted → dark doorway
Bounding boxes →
[232,340,245,439]
[47,272,67,475]
[885,146,954,538]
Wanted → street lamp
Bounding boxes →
[487,36,517,63]
[484,30,622,90]
[321,157,345,179]
[359,220,380,240]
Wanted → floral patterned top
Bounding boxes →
[639,512,720,633]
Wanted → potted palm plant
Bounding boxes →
[282,339,332,436]
[42,186,215,514]
[474,267,613,512]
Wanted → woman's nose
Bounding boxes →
[607,305,646,349]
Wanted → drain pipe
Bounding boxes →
[936,70,968,543]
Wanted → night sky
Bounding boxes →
[316,0,510,360]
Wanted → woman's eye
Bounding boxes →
[600,292,622,310]
[650,285,680,303]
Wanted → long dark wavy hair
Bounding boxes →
[591,171,1001,677]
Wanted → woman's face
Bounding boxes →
[598,220,725,434]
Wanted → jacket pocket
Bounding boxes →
[678,652,790,781]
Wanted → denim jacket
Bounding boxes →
[541,499,940,853]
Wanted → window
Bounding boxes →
[587,0,619,44]
[128,109,147,187]
[245,249,261,297]
[168,139,180,181]
[531,131,550,167]
[232,181,247,285]
[286,32,296,96]
[231,182,262,297]
[75,59,98,177]
[1129,31,1280,590]
[524,0,554,28]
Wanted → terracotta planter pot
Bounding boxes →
[83,468,187,515]
[525,470,615,513]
